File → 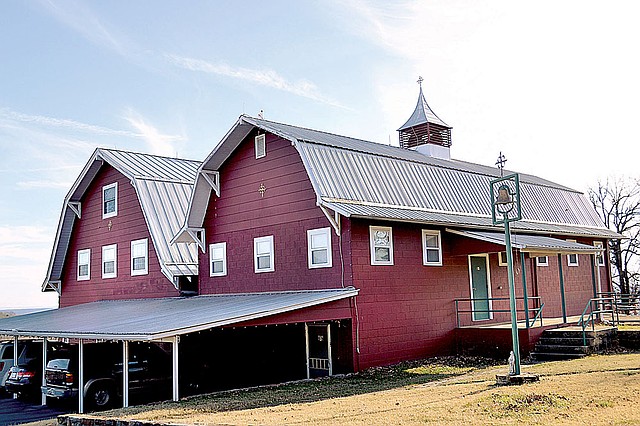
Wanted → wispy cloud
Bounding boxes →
[122,108,185,156]
[0,108,140,138]
[37,0,131,56]
[165,53,346,108]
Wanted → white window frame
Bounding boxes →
[102,244,117,279]
[594,241,605,266]
[255,134,266,159]
[567,239,579,266]
[536,256,549,267]
[370,226,393,266]
[77,249,91,281]
[254,236,274,273]
[307,227,332,269]
[422,230,442,266]
[102,182,118,219]
[498,251,507,267]
[130,239,148,276]
[209,242,227,277]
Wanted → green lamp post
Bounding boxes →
[490,162,522,376]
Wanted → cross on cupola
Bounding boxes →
[496,151,507,177]
[398,77,452,159]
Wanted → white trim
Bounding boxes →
[370,226,393,265]
[131,238,149,276]
[68,201,81,218]
[102,244,117,279]
[255,134,266,159]
[102,182,118,219]
[468,254,493,321]
[536,255,549,267]
[254,235,275,273]
[307,228,332,269]
[567,239,579,266]
[77,249,91,281]
[421,229,442,266]
[593,241,605,266]
[209,242,227,277]
[201,171,220,198]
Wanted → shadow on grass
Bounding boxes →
[114,356,500,416]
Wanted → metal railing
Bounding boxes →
[598,292,640,319]
[454,296,544,328]
[577,296,617,346]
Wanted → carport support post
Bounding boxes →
[13,336,18,399]
[172,336,179,402]
[41,338,47,406]
[78,339,84,414]
[304,323,310,379]
[122,341,129,408]
[558,254,567,323]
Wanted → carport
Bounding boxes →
[0,288,357,413]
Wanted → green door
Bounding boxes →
[470,256,491,321]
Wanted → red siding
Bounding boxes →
[199,132,350,295]
[60,166,178,307]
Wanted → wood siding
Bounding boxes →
[199,132,350,294]
[60,165,178,307]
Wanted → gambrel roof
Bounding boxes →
[177,115,618,243]
[43,149,201,293]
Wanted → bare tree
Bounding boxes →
[589,177,640,299]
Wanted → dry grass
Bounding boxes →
[76,353,640,426]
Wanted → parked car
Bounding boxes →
[5,359,41,398]
[42,342,172,411]
[0,340,42,396]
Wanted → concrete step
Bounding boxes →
[530,352,588,361]
[537,337,593,346]
[534,344,591,354]
[544,328,616,339]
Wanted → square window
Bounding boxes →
[131,239,148,276]
[102,244,117,279]
[209,242,227,277]
[594,241,605,266]
[77,249,90,281]
[422,230,442,266]
[102,182,118,219]
[536,256,549,267]
[254,236,274,273]
[567,239,579,266]
[255,134,266,159]
[307,228,332,269]
[370,226,393,265]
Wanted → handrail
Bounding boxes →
[454,296,543,328]
[577,297,616,346]
[531,302,545,328]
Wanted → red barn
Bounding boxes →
[175,85,618,370]
[0,87,620,411]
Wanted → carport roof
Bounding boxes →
[0,288,358,341]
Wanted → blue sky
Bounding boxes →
[1,1,639,309]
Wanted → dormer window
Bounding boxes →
[103,182,118,219]
[255,134,266,159]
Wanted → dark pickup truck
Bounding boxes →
[42,342,172,411]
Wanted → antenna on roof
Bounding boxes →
[258,110,264,119]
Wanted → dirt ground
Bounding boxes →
[33,352,633,426]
